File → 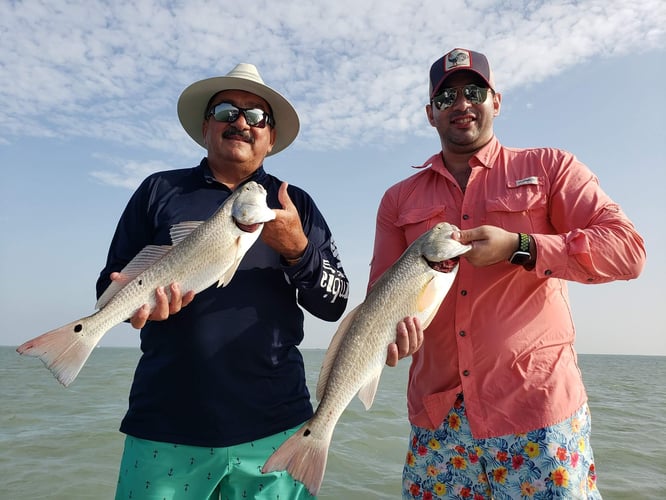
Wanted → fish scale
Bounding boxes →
[262,221,471,495]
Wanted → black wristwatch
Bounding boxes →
[509,233,532,266]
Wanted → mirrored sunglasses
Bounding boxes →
[432,84,490,110]
[207,102,274,128]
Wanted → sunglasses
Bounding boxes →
[432,84,491,110]
[207,102,274,128]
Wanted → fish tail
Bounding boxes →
[16,317,101,387]
[262,422,330,496]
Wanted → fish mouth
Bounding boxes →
[426,257,460,273]
[234,221,262,233]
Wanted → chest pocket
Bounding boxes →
[395,206,448,244]
[484,177,549,232]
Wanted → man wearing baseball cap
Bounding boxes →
[102,63,349,499]
[371,48,645,498]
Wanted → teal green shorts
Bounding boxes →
[115,426,315,499]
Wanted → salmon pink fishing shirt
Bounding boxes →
[369,136,645,439]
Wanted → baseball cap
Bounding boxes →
[429,48,495,98]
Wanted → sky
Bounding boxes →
[1,0,664,356]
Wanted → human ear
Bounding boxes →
[425,104,436,127]
[493,92,502,117]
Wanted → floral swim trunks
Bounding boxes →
[402,396,602,499]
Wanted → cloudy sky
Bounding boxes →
[1,0,664,356]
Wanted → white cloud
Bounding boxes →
[1,0,664,183]
[90,157,174,190]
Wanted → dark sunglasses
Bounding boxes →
[207,102,274,128]
[432,84,491,110]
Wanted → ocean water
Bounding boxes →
[1,346,664,499]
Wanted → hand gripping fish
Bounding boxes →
[17,181,276,387]
[262,221,471,495]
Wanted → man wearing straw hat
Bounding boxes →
[101,63,349,499]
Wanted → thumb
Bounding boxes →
[454,228,477,245]
[277,181,295,210]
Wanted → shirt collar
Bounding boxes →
[198,158,268,186]
[418,136,501,174]
[470,136,501,169]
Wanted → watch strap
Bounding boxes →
[509,233,533,266]
[517,232,530,252]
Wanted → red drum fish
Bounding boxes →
[263,222,471,495]
[18,181,275,387]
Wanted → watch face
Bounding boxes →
[510,251,532,265]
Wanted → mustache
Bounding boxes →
[223,126,254,143]
[449,111,477,120]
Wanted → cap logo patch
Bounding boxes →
[445,49,472,71]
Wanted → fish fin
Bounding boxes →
[169,221,204,245]
[316,304,362,401]
[216,258,242,287]
[417,275,448,329]
[357,367,382,410]
[95,245,171,308]
[16,316,101,387]
[216,234,247,287]
[422,307,439,331]
[262,421,330,496]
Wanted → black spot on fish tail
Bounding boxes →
[303,429,311,436]
[74,324,83,333]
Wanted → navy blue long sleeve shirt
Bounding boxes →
[97,159,349,446]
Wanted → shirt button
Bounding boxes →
[462,370,470,376]
[459,331,466,337]
[545,269,552,276]
[462,214,470,220]
[461,290,468,296]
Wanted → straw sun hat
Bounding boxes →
[177,63,300,156]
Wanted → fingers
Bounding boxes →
[130,286,168,329]
[386,316,424,367]
[454,227,480,245]
[129,283,195,330]
[165,283,184,316]
[130,304,151,330]
[398,316,423,355]
[385,343,399,368]
[110,271,131,288]
[181,289,196,308]
[456,225,518,267]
